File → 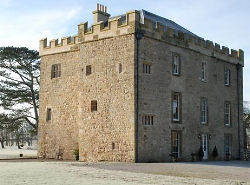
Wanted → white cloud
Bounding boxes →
[0,7,82,50]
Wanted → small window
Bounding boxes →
[172,92,181,122]
[86,65,92,76]
[91,100,97,112]
[142,63,151,74]
[51,64,61,79]
[201,98,208,124]
[142,115,154,125]
[172,53,180,75]
[224,69,230,86]
[112,142,115,150]
[201,62,206,81]
[46,108,52,121]
[224,102,231,126]
[119,63,122,73]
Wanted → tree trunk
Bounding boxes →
[0,140,4,148]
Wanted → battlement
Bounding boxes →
[39,35,79,56]
[139,16,244,66]
[39,5,244,66]
[78,10,139,43]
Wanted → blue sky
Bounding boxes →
[0,0,249,101]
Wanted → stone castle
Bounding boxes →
[38,4,244,162]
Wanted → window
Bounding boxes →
[172,53,180,75]
[171,131,181,158]
[142,115,154,126]
[224,68,230,86]
[142,63,151,74]
[119,63,122,73]
[224,134,232,155]
[201,62,206,81]
[224,102,231,126]
[51,64,61,79]
[112,142,115,150]
[46,108,52,121]
[172,92,181,122]
[91,100,97,112]
[86,65,92,76]
[201,98,208,124]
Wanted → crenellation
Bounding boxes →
[214,43,221,52]
[230,49,237,58]
[221,46,229,55]
[50,39,59,48]
[205,40,213,50]
[40,8,244,65]
[166,27,175,37]
[238,49,244,62]
[188,35,195,44]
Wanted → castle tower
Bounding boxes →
[38,5,244,162]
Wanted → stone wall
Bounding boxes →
[38,50,80,160]
[137,36,243,162]
[78,34,136,162]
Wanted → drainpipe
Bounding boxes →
[135,32,143,163]
[236,63,241,159]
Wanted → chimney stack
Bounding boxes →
[93,4,110,24]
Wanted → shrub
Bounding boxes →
[73,149,79,161]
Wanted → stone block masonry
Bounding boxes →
[38,4,244,162]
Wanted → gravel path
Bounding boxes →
[0,161,249,185]
[0,148,37,159]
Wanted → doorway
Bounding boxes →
[201,134,208,160]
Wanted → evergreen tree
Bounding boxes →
[0,47,40,134]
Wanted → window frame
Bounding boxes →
[224,68,231,86]
[91,100,97,112]
[200,97,208,124]
[86,65,92,76]
[172,53,181,76]
[142,63,152,74]
[51,64,61,79]
[224,101,231,127]
[224,134,232,155]
[46,108,52,121]
[171,130,182,158]
[171,92,182,123]
[142,115,154,126]
[201,62,206,82]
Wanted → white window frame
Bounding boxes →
[173,55,180,75]
[225,102,231,126]
[173,94,180,121]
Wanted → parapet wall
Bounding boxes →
[139,17,244,66]
[77,10,139,42]
[39,35,79,56]
[39,10,244,66]
[39,11,139,56]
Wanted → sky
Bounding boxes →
[0,0,249,101]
